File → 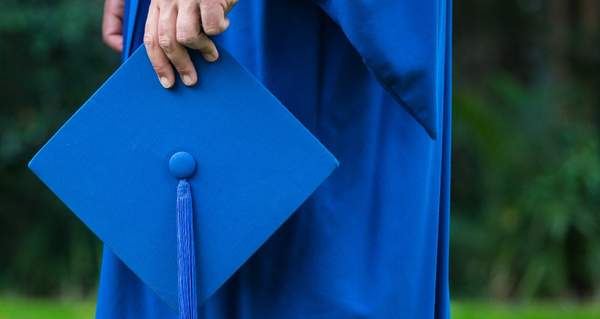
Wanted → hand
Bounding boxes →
[144,0,237,88]
[102,0,125,52]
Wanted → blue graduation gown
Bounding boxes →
[96,0,452,318]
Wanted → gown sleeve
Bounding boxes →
[313,0,449,139]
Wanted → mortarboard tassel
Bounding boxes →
[170,152,198,319]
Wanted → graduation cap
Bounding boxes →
[29,47,338,316]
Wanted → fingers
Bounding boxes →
[102,0,125,52]
[145,2,176,88]
[176,5,219,62]
[158,3,198,86]
[144,0,238,89]
[200,0,230,36]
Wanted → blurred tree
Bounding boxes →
[452,0,600,300]
[0,0,118,296]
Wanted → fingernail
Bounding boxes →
[206,52,219,62]
[182,74,194,86]
[159,77,171,88]
[223,19,230,30]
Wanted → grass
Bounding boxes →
[1,296,600,318]
[453,301,600,319]
[0,295,95,319]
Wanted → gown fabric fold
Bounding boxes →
[96,0,452,318]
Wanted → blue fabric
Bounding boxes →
[97,0,452,318]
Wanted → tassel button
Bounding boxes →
[169,151,197,179]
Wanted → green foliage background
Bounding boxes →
[0,0,599,303]
[0,0,118,297]
[452,0,600,300]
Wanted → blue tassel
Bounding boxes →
[176,179,198,319]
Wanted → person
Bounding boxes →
[98,0,452,318]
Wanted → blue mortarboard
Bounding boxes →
[29,47,338,315]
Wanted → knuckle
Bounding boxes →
[176,31,196,45]
[143,33,156,47]
[174,64,190,74]
[203,20,225,35]
[157,0,174,8]
[158,35,175,52]
[200,0,218,7]
[152,63,169,75]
